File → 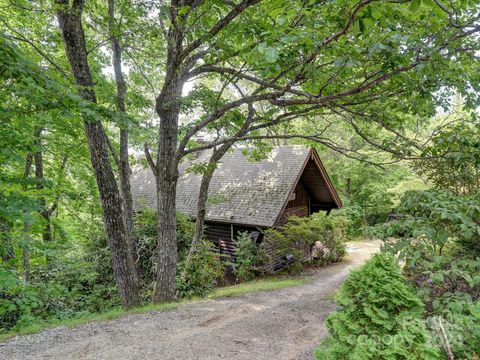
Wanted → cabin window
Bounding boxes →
[288,192,296,201]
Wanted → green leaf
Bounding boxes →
[178,6,189,16]
[264,47,279,63]
[410,0,421,11]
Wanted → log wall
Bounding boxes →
[204,222,261,263]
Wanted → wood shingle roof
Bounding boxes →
[131,145,341,227]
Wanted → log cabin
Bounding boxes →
[131,145,342,271]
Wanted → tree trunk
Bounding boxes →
[183,145,231,275]
[108,0,138,271]
[22,153,33,282]
[23,222,31,282]
[33,128,53,243]
[153,77,182,303]
[0,219,13,265]
[56,0,139,308]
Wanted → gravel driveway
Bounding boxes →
[0,240,379,360]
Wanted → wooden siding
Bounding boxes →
[301,158,336,205]
[204,222,261,263]
[204,222,234,261]
[263,181,312,270]
[286,181,309,208]
[278,182,310,226]
[260,238,282,271]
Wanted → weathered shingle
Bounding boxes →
[131,145,311,227]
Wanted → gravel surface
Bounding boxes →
[0,240,379,360]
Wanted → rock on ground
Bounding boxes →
[0,240,379,360]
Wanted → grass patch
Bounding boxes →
[208,276,311,299]
[0,276,310,342]
[0,301,179,342]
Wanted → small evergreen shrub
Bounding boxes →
[315,254,441,360]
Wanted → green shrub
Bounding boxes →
[263,212,347,273]
[134,209,195,296]
[0,234,120,333]
[373,190,480,359]
[311,212,348,265]
[425,302,480,360]
[402,255,480,359]
[0,264,102,333]
[176,239,224,298]
[315,254,441,360]
[341,201,365,236]
[231,231,266,282]
[372,190,480,257]
[135,209,224,299]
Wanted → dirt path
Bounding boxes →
[0,240,379,360]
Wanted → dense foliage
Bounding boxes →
[0,210,222,332]
[231,231,261,283]
[128,210,224,299]
[0,229,119,332]
[315,254,441,360]
[371,189,480,358]
[376,190,480,256]
[317,93,479,358]
[414,120,480,195]
[176,239,225,299]
[263,212,348,273]
[1,0,480,353]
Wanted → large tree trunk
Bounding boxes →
[56,0,138,308]
[151,16,186,302]
[153,76,182,303]
[108,0,138,271]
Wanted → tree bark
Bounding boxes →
[32,128,54,243]
[151,14,186,303]
[56,0,139,308]
[182,145,231,275]
[153,76,182,303]
[108,0,138,272]
[22,154,33,282]
[0,219,13,265]
[23,222,31,282]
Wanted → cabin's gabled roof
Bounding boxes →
[131,145,341,227]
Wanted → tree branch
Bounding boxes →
[180,0,262,60]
